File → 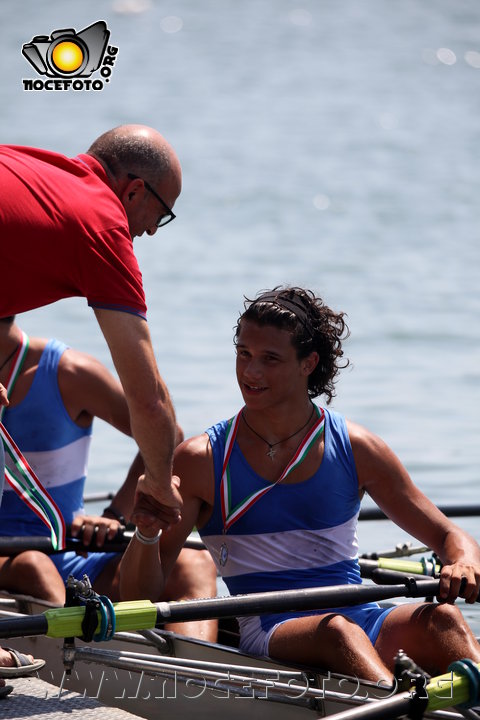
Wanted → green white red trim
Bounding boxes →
[0,331,66,550]
[220,405,325,533]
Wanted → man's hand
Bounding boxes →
[132,475,182,533]
[70,514,123,548]
[438,561,480,604]
[133,473,182,530]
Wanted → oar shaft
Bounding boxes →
[154,580,441,624]
[0,614,48,639]
[0,534,133,555]
[0,600,157,639]
[359,503,480,521]
[0,531,204,555]
[0,580,438,640]
[83,492,115,503]
[359,558,440,577]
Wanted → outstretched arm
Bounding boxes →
[349,420,480,604]
[94,308,182,527]
[119,433,213,601]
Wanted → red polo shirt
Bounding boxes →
[0,145,147,319]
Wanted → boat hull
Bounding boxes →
[0,593,464,720]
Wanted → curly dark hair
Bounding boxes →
[234,286,350,403]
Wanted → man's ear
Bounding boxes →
[302,352,319,376]
[122,176,144,206]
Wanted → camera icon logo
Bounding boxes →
[22,21,110,78]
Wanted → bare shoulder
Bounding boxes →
[57,347,129,431]
[346,419,389,455]
[345,418,409,493]
[58,347,122,391]
[173,433,214,506]
[59,347,106,376]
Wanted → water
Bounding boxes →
[2,0,480,632]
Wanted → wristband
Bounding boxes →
[134,527,162,545]
[103,505,126,526]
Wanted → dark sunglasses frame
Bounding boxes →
[127,173,176,227]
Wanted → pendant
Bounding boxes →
[267,446,276,460]
[219,542,229,567]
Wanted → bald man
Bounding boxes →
[0,126,182,528]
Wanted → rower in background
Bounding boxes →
[0,315,217,642]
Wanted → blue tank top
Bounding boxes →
[200,407,362,596]
[0,339,92,535]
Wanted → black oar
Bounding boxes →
[0,529,205,555]
[83,492,115,504]
[359,502,480,521]
[0,577,465,640]
[0,533,133,555]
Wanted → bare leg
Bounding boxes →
[98,548,218,641]
[0,552,47,684]
[269,613,393,683]
[160,548,218,641]
[0,551,66,603]
[375,602,480,676]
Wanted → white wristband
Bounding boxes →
[134,527,162,545]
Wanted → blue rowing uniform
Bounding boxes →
[200,407,394,656]
[0,339,117,583]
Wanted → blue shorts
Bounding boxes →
[51,550,120,584]
[238,602,396,657]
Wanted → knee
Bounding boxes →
[183,549,217,593]
[14,550,51,577]
[430,602,467,634]
[322,614,360,646]
[190,549,217,580]
[11,551,65,602]
[165,549,217,600]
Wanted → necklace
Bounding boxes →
[218,405,325,566]
[241,403,316,460]
[0,344,19,373]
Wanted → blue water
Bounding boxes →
[2,0,480,631]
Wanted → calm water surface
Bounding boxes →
[2,0,480,630]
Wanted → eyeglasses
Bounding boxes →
[127,173,176,228]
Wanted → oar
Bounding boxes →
[0,530,205,555]
[82,497,480,518]
[0,577,470,640]
[359,503,480,521]
[361,542,429,559]
[320,661,480,720]
[359,557,440,577]
[83,492,115,504]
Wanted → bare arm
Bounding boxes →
[58,347,131,433]
[119,434,213,601]
[349,420,480,603]
[61,347,133,546]
[94,308,182,526]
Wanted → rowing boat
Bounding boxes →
[0,579,477,720]
[0,589,397,720]
[0,512,479,720]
